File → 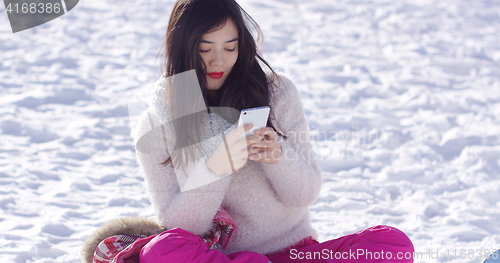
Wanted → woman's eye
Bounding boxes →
[199,49,210,53]
[225,48,236,52]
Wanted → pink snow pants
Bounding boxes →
[140,225,414,263]
[266,225,414,263]
[140,228,269,263]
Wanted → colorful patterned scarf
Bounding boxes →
[92,206,236,263]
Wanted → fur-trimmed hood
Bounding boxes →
[80,217,166,263]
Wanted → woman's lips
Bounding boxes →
[207,72,224,79]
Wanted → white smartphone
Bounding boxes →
[237,106,270,141]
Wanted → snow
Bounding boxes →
[1,0,500,262]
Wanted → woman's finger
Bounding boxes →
[247,146,265,155]
[248,140,282,164]
[249,150,273,163]
[255,127,278,139]
[228,124,253,143]
[248,136,278,149]
[245,134,263,144]
[234,136,254,152]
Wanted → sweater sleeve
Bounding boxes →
[259,75,323,207]
[134,110,232,236]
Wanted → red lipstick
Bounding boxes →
[207,72,224,79]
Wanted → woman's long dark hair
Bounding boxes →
[159,0,283,167]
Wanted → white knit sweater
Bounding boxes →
[134,73,323,255]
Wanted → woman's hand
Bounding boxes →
[206,124,264,176]
[247,127,282,164]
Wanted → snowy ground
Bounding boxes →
[1,0,500,262]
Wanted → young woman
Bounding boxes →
[134,0,415,262]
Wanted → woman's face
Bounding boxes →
[199,19,239,90]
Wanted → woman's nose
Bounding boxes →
[210,51,224,67]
